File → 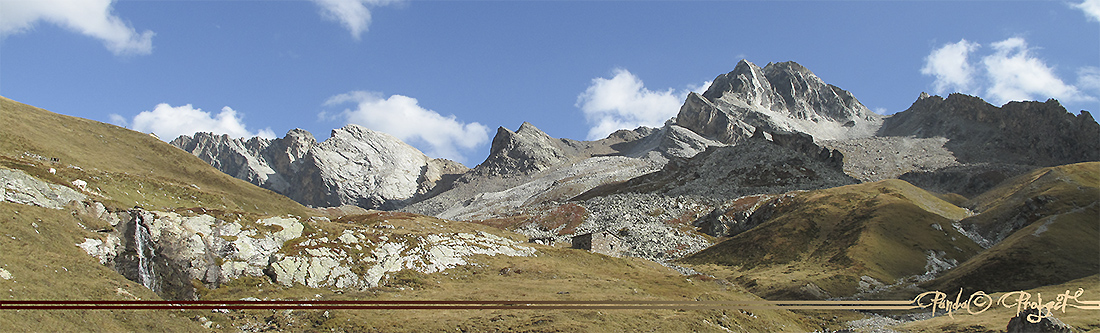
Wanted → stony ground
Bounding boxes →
[822,136,958,183]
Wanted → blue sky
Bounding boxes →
[2,0,1098,165]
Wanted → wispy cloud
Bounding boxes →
[576,69,709,140]
[0,0,153,55]
[113,104,275,141]
[921,39,981,95]
[310,0,403,40]
[1073,0,1100,21]
[922,37,1095,105]
[1078,66,1100,94]
[324,91,489,163]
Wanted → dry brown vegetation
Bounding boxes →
[681,180,985,299]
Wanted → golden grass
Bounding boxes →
[0,95,311,217]
[195,245,818,332]
[681,180,983,299]
[924,162,1100,293]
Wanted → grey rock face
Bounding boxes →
[404,122,673,218]
[692,193,798,238]
[476,122,570,177]
[880,93,1100,166]
[171,125,468,210]
[1,168,86,209]
[404,120,731,220]
[874,93,1099,195]
[576,128,857,201]
[677,60,882,144]
[897,163,1036,198]
[571,193,714,262]
[76,207,533,299]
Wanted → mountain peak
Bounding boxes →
[517,121,543,134]
[480,123,568,177]
[678,60,881,143]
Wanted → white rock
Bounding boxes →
[1,168,86,209]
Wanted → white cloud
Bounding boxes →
[921,37,1095,105]
[1073,0,1100,22]
[982,37,1090,104]
[122,104,275,141]
[1076,66,1100,94]
[324,91,489,162]
[921,39,981,95]
[0,0,153,55]
[310,0,402,40]
[108,113,129,127]
[576,69,704,140]
[688,80,713,94]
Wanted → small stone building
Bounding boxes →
[571,231,623,257]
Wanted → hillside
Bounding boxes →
[5,55,1100,332]
[924,162,1100,293]
[0,96,312,217]
[680,179,983,300]
[1,96,819,332]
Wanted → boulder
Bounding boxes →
[1006,308,1075,333]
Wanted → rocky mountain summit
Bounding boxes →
[676,60,883,144]
[172,124,467,210]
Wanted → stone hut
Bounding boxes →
[571,231,623,257]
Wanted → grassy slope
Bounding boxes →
[681,179,983,299]
[925,162,1100,293]
[199,245,816,332]
[0,95,311,217]
[1,96,822,331]
[182,211,816,332]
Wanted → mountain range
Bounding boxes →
[2,59,1097,332]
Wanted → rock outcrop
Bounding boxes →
[1005,308,1075,333]
[874,93,1100,195]
[880,93,1100,166]
[171,125,468,210]
[76,207,535,300]
[676,60,882,144]
[476,122,571,177]
[1,168,86,209]
[575,128,856,201]
[403,122,672,219]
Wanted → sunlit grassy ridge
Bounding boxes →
[0,95,311,217]
[925,162,1100,293]
[681,180,984,299]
